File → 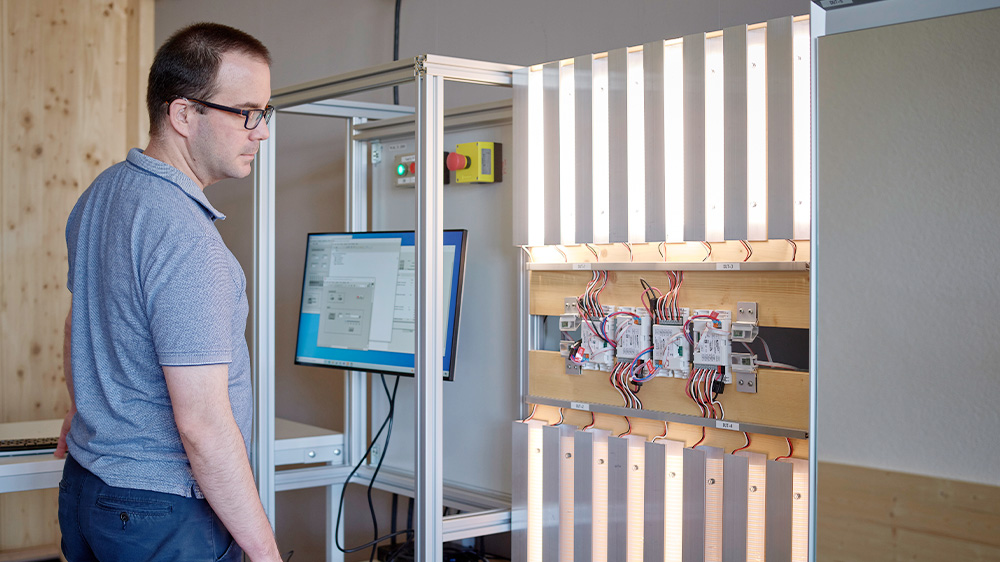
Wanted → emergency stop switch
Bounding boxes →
[446,142,501,183]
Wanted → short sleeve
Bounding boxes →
[144,235,239,366]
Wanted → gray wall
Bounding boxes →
[153,0,808,559]
[816,6,1000,486]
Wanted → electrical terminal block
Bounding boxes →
[652,323,690,376]
[731,301,759,343]
[559,314,581,332]
[581,320,614,371]
[692,309,732,381]
[731,352,758,394]
[614,306,652,362]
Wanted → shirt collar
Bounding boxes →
[125,148,227,221]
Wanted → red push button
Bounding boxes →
[446,152,469,172]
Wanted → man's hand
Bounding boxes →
[54,407,76,459]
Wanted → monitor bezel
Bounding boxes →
[293,229,468,381]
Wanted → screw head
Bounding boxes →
[794,493,802,500]
[708,478,716,485]
[668,471,676,478]
[749,485,758,493]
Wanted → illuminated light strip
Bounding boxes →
[792,18,812,241]
[626,49,646,243]
[663,40,685,243]
[592,56,611,245]
[527,69,545,246]
[559,62,577,245]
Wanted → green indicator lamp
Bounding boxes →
[396,163,407,176]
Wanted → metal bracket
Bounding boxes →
[414,54,428,77]
[564,359,582,376]
[731,352,758,394]
[371,141,382,164]
[732,301,760,343]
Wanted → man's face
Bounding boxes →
[187,51,271,187]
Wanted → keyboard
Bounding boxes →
[0,436,59,457]
[0,419,63,458]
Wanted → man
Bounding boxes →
[57,23,282,562]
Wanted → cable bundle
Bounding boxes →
[610,362,642,409]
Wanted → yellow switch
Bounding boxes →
[447,142,501,183]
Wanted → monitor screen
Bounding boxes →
[294,230,467,380]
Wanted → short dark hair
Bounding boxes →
[147,23,271,137]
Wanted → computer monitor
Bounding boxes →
[294,230,467,380]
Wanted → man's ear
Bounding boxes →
[166,99,194,138]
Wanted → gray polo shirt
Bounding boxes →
[65,148,251,498]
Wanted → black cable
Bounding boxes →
[334,374,409,556]
[367,374,399,561]
[393,0,402,105]
[390,493,399,547]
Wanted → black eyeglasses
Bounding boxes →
[176,97,275,130]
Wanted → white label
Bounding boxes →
[572,262,591,270]
[386,143,408,151]
[400,154,416,163]
[819,0,853,7]
[716,262,740,271]
[570,401,590,411]
[717,420,740,431]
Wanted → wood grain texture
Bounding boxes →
[529,350,809,430]
[525,403,807,460]
[530,269,810,328]
[0,0,152,554]
[817,462,1000,561]
[526,239,809,264]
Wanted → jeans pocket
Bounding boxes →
[95,494,173,520]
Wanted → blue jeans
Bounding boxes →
[58,455,241,562]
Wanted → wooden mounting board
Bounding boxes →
[529,350,808,431]
[530,269,809,329]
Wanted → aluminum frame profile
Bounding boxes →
[269,54,519,109]
[683,34,707,241]
[724,25,750,241]
[253,54,519,562]
[543,62,562,245]
[573,430,597,562]
[700,446,725,562]
[575,55,596,244]
[513,68,531,247]
[644,441,667,562]
[608,47,630,243]
[644,41,667,243]
[251,114,277,525]
[511,422,530,562]
[352,100,512,141]
[766,460,793,562]
[722,454,750,562]
[607,436,629,562]
[414,71,446,562]
[542,425,564,560]
[768,17,795,240]
[682,447,707,562]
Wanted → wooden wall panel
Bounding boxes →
[0,0,152,554]
[529,350,809,430]
[817,462,1000,561]
[530,269,810,328]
